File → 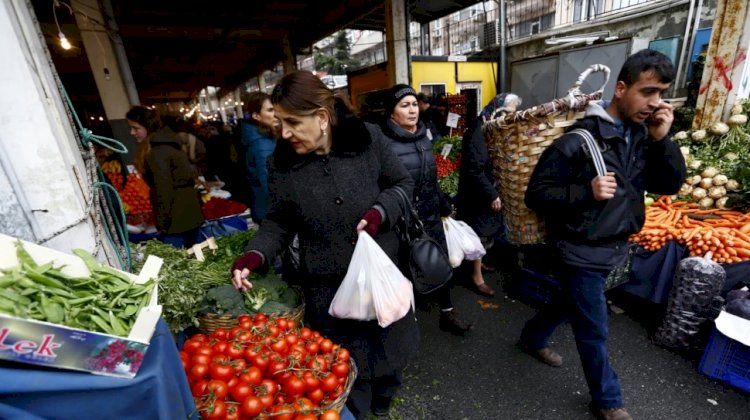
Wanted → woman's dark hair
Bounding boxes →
[271,71,340,126]
[127,105,162,174]
[617,49,676,85]
[126,106,162,133]
[243,92,271,125]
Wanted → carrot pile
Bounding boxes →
[630,196,750,263]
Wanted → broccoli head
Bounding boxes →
[244,287,270,312]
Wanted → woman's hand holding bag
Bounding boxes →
[329,232,414,327]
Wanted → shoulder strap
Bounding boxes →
[569,128,607,177]
[393,185,425,240]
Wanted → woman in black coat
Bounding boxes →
[231,71,418,419]
[456,93,521,292]
[379,84,473,337]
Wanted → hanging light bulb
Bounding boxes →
[58,32,71,50]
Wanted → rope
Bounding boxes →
[33,64,133,271]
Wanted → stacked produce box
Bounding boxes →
[0,233,162,378]
[432,135,462,198]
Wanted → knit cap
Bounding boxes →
[386,84,418,113]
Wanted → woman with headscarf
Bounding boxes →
[456,93,522,292]
[379,84,473,337]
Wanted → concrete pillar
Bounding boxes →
[258,71,268,93]
[384,0,409,85]
[74,0,137,162]
[693,0,750,128]
[282,34,296,74]
[235,87,244,120]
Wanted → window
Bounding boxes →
[419,84,446,98]
[574,0,605,22]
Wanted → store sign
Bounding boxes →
[447,55,467,62]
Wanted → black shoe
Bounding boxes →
[371,395,392,416]
[439,310,473,336]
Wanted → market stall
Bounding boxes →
[0,318,196,419]
[0,234,196,418]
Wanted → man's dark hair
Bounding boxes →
[417,93,430,103]
[617,49,675,85]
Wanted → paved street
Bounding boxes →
[386,268,750,419]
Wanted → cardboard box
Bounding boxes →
[0,233,162,378]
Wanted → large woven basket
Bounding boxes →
[324,358,358,413]
[484,64,611,245]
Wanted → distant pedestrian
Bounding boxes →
[239,91,278,223]
[127,106,204,248]
[417,93,447,141]
[517,49,686,420]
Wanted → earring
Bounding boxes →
[322,129,327,136]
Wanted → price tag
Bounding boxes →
[446,112,460,128]
[440,144,453,159]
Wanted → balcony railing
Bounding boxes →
[409,0,660,56]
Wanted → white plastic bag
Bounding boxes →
[443,217,486,261]
[329,232,414,327]
[443,219,465,268]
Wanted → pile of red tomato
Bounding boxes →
[201,197,248,220]
[435,155,460,179]
[180,314,352,420]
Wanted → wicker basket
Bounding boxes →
[324,358,358,413]
[197,288,306,335]
[484,64,611,245]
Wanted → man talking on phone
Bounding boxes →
[516,49,687,420]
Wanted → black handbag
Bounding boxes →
[393,186,453,294]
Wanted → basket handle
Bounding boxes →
[570,64,611,96]
[559,64,610,112]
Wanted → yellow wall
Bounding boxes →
[411,60,497,109]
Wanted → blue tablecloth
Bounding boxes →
[0,318,196,419]
[620,241,750,304]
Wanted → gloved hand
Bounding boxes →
[231,251,263,291]
[356,208,382,237]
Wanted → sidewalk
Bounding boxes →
[387,270,750,419]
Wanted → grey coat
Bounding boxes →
[245,102,418,381]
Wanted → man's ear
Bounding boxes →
[251,112,261,123]
[613,80,627,100]
[317,108,330,131]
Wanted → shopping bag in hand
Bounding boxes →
[443,218,465,268]
[329,232,414,327]
[443,217,486,261]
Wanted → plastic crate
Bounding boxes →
[698,328,750,393]
[518,267,562,307]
